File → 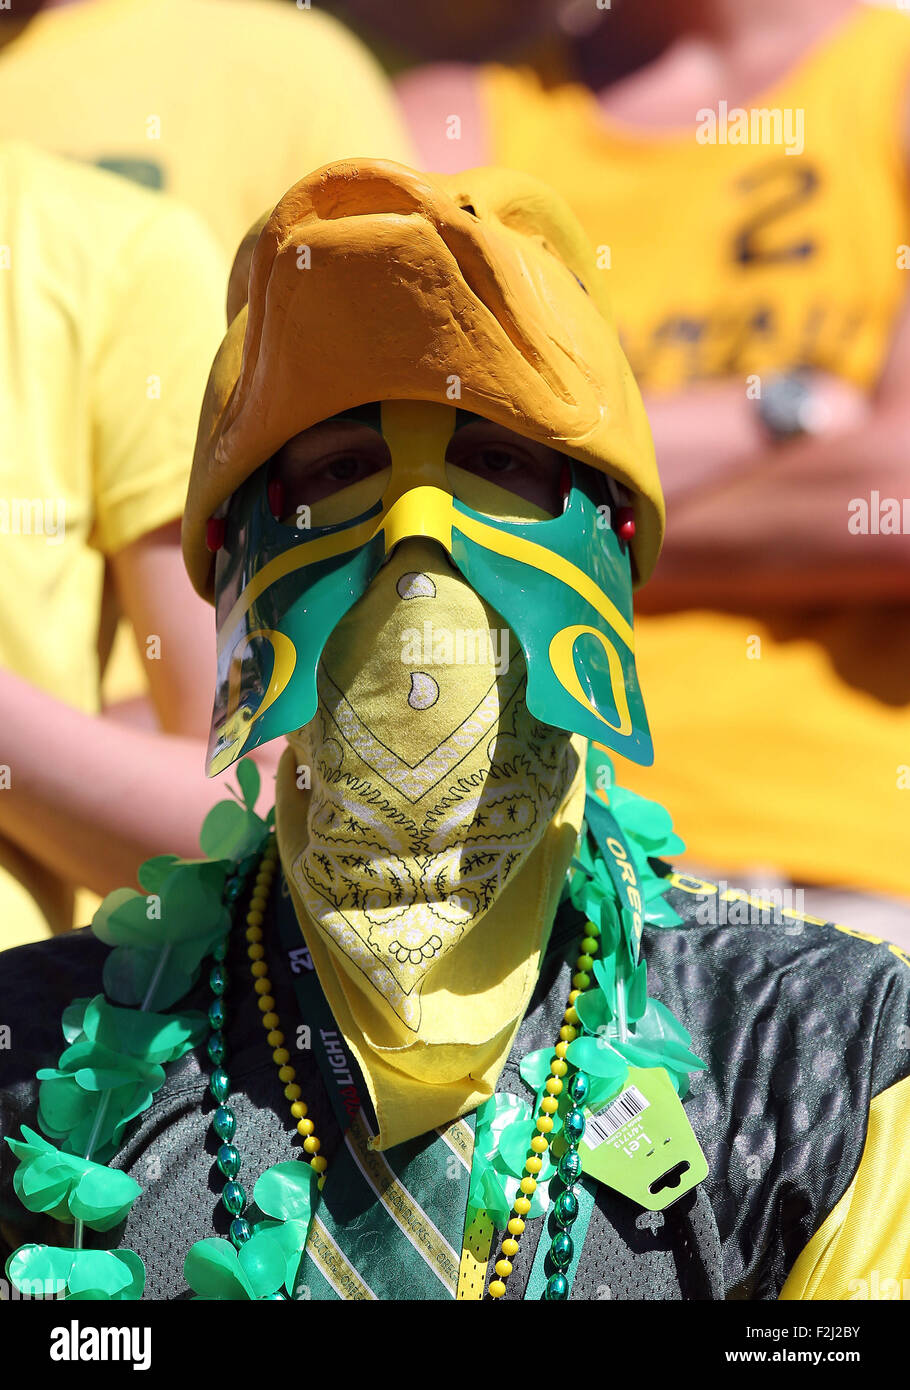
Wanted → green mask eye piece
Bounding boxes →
[206,405,652,776]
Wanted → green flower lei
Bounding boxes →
[4,752,705,1301]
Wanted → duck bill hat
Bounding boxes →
[182,158,665,777]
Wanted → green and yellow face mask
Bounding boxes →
[206,398,652,776]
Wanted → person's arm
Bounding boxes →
[0,663,278,898]
[0,511,286,891]
[638,333,910,611]
[0,522,281,898]
[0,195,278,899]
[779,1074,910,1299]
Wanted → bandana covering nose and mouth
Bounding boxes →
[276,529,588,1149]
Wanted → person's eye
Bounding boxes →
[323,452,374,483]
[446,430,562,515]
[270,424,391,515]
[472,447,522,473]
[450,442,536,477]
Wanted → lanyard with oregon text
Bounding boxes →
[583,792,646,966]
[574,791,709,1210]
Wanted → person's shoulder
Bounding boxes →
[650,868,910,1093]
[0,140,222,268]
[187,0,396,70]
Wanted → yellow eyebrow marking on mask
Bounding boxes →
[453,509,635,651]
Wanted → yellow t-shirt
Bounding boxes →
[483,4,910,897]
[0,0,415,259]
[0,141,228,949]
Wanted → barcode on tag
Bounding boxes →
[586,1085,650,1146]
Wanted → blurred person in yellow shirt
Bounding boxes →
[394,0,910,940]
[0,139,273,949]
[0,0,414,258]
[0,0,414,938]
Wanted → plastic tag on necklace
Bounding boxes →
[577,1066,707,1211]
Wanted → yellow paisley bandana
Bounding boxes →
[275,530,587,1149]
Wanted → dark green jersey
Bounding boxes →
[1,865,908,1299]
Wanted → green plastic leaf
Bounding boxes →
[69,1165,142,1228]
[611,1037,707,1098]
[253,1161,316,1223]
[237,1231,286,1298]
[36,1015,173,1161]
[6,1244,71,1298]
[626,958,648,1024]
[599,896,621,955]
[61,1000,92,1045]
[496,1118,533,1179]
[136,855,181,894]
[93,859,229,950]
[236,757,261,812]
[565,1034,629,1085]
[7,1127,141,1231]
[591,955,616,1010]
[574,986,612,1035]
[184,1237,254,1300]
[255,1217,311,1295]
[184,1235,284,1300]
[102,947,197,1011]
[199,798,268,863]
[6,1245,145,1301]
[518,1049,554,1095]
[466,1162,510,1228]
[633,997,695,1051]
[66,1249,139,1300]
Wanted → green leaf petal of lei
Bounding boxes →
[518,1049,554,1094]
[66,1248,145,1301]
[252,1161,317,1223]
[479,1167,512,1229]
[93,859,232,1009]
[6,1245,145,1301]
[136,855,181,894]
[254,1217,311,1296]
[565,1034,629,1087]
[235,757,261,811]
[69,1165,143,1230]
[237,1231,287,1299]
[633,996,696,1051]
[574,985,612,1035]
[626,958,648,1024]
[497,1118,554,1182]
[7,1127,142,1230]
[184,1237,256,1300]
[184,1235,286,1301]
[199,799,268,863]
